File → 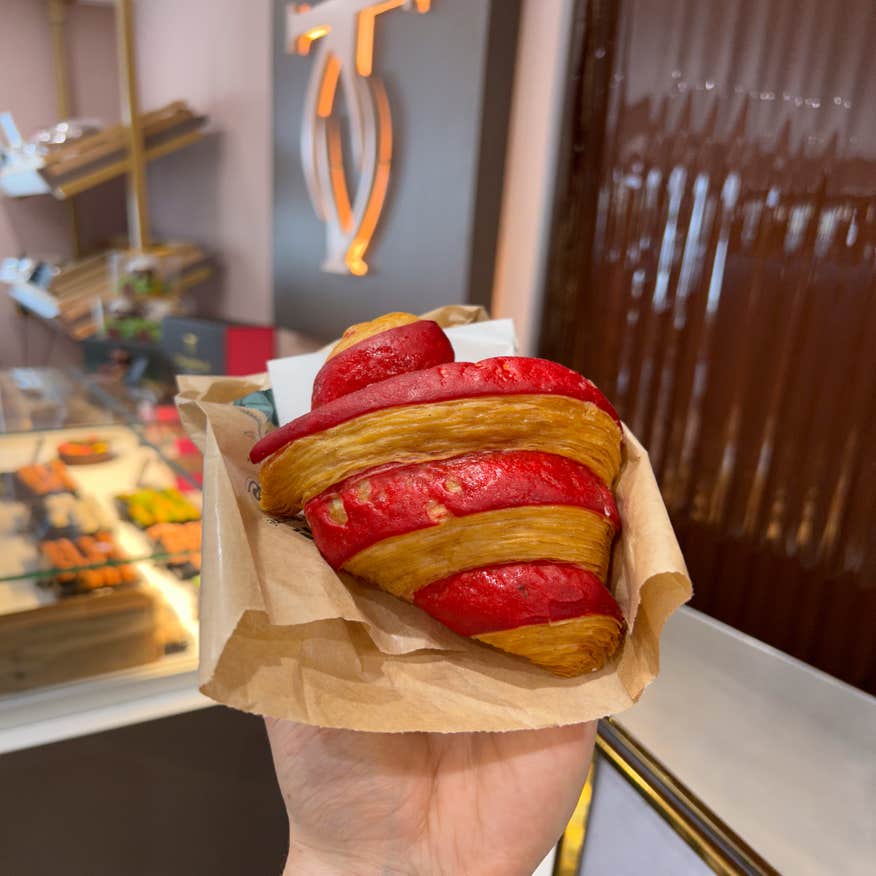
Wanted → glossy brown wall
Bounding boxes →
[542,0,876,691]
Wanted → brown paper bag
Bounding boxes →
[176,306,691,732]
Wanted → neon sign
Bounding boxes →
[287,1,431,276]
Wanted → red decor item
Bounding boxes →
[162,317,275,377]
[225,325,276,376]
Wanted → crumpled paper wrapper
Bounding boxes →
[176,305,691,732]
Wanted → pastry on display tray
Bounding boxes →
[32,493,116,539]
[38,532,137,596]
[115,487,200,528]
[146,521,201,579]
[57,436,114,465]
[11,460,78,499]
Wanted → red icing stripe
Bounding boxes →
[304,450,619,569]
[413,562,623,637]
[250,357,620,463]
[312,320,454,408]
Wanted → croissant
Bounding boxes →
[250,313,625,677]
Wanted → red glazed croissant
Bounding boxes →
[250,313,625,677]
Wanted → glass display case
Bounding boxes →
[0,367,201,696]
[0,367,130,433]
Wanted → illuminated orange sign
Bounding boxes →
[287,1,431,276]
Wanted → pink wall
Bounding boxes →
[0,1,119,367]
[491,0,574,354]
[1,1,274,369]
[134,0,273,324]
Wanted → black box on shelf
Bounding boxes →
[161,316,275,376]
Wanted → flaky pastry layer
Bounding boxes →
[474,614,623,677]
[343,505,615,599]
[259,395,622,516]
[305,450,619,568]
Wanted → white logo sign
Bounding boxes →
[287,1,431,276]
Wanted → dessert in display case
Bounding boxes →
[0,368,201,695]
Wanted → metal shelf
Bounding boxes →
[5,242,212,340]
[0,102,207,201]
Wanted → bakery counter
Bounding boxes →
[3,602,872,876]
[0,651,207,755]
[0,412,206,747]
[610,608,876,876]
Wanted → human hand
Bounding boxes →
[265,718,595,876]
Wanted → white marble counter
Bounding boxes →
[0,655,209,754]
[618,607,876,876]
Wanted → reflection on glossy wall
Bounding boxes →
[542,0,875,691]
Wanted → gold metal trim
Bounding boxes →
[115,0,151,249]
[142,128,204,164]
[593,720,781,875]
[56,161,131,199]
[553,759,597,876]
[47,0,72,119]
[55,129,205,199]
[46,0,82,257]
[179,265,213,291]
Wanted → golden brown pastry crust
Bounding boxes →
[259,394,622,516]
[254,315,627,678]
[474,614,623,676]
[343,505,615,599]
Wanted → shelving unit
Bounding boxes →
[0,102,206,200]
[0,0,214,342]
[4,242,212,338]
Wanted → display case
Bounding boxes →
[0,368,200,696]
[0,367,130,433]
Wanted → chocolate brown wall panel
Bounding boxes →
[542,0,876,691]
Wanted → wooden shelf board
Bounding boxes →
[0,103,207,201]
[4,244,213,341]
